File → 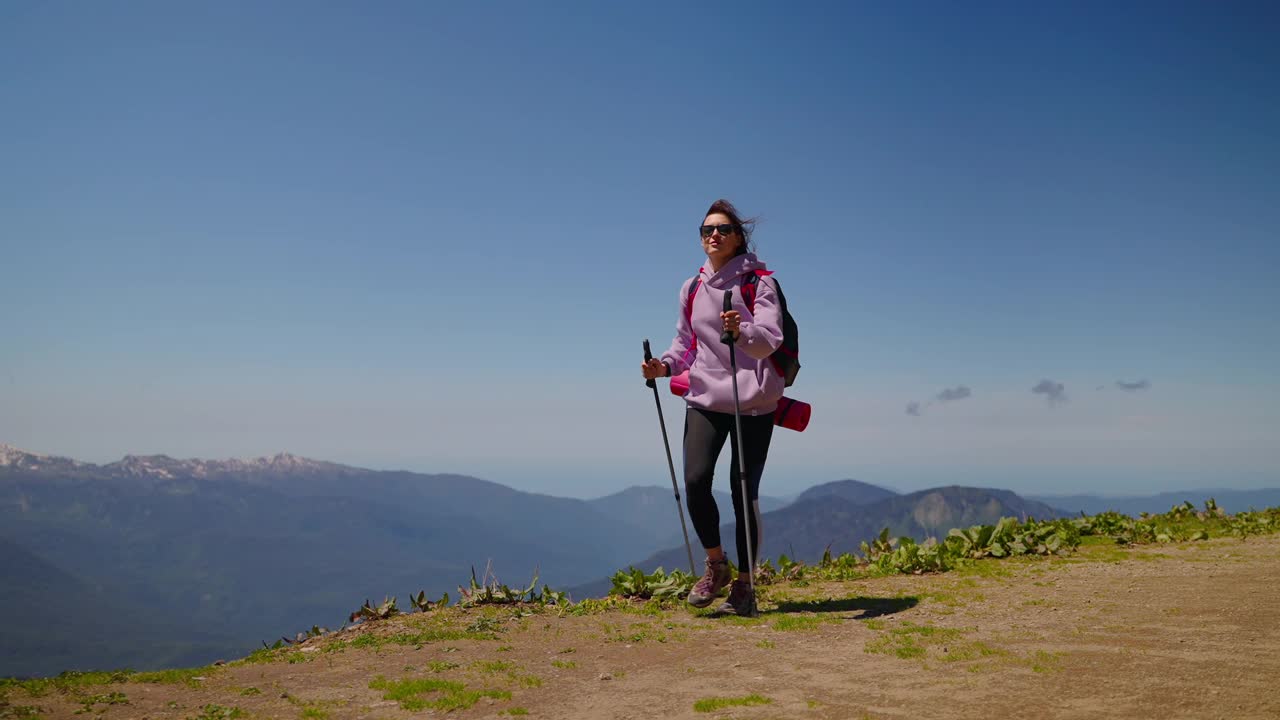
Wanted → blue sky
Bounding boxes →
[2,1,1277,498]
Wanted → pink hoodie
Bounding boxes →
[660,253,786,416]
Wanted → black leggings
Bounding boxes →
[683,407,775,571]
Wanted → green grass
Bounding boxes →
[772,616,824,632]
[864,622,968,661]
[953,560,1015,578]
[600,620,674,644]
[2,670,132,696]
[939,641,1004,662]
[864,634,926,659]
[0,701,44,720]
[891,622,964,640]
[1,666,222,700]
[756,639,776,649]
[369,675,512,712]
[131,667,215,687]
[1029,650,1064,673]
[920,590,965,607]
[192,704,245,720]
[693,694,772,712]
[325,624,496,653]
[300,707,329,720]
[1075,545,1139,562]
[75,692,128,713]
[552,660,577,669]
[237,646,287,665]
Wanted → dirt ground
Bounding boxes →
[6,534,1279,720]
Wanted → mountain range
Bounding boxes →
[1030,489,1280,517]
[3,443,1273,678]
[567,482,1064,597]
[1,444,664,676]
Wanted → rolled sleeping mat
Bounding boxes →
[669,371,810,432]
[772,396,811,433]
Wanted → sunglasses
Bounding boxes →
[699,223,736,238]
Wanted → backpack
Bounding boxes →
[684,269,801,387]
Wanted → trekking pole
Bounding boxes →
[643,339,697,576]
[720,289,757,616]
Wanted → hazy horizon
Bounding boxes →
[4,439,1276,503]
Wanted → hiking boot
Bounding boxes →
[715,578,756,617]
[686,557,732,608]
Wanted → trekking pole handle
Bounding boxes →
[643,339,656,389]
[720,290,735,345]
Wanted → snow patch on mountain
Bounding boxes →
[0,444,84,469]
[1,444,335,476]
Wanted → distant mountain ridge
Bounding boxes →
[0,443,664,677]
[0,443,351,481]
[570,483,1067,597]
[1031,489,1280,517]
[793,478,898,506]
[585,485,792,548]
[762,485,1065,561]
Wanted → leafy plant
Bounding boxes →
[608,567,695,601]
[409,590,450,613]
[349,596,400,624]
[276,625,333,644]
[1073,510,1132,537]
[947,518,1077,561]
[755,554,806,585]
[458,564,567,607]
[859,528,895,561]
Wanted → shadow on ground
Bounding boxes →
[768,595,918,618]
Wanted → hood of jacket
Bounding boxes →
[700,253,770,289]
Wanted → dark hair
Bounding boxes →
[704,198,756,256]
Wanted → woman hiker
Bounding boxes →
[640,198,786,616]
